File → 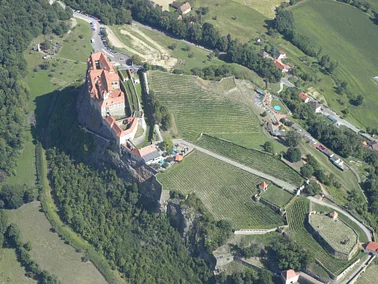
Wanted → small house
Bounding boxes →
[364,242,378,255]
[274,59,291,73]
[259,181,268,191]
[175,154,183,162]
[258,50,270,59]
[280,269,299,284]
[178,2,192,14]
[299,92,309,103]
[309,101,322,113]
[275,50,287,60]
[329,211,338,220]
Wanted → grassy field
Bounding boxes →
[8,202,107,284]
[271,99,289,114]
[231,0,288,18]
[196,134,303,186]
[0,248,37,284]
[310,202,369,243]
[286,197,354,275]
[356,262,378,284]
[261,187,293,207]
[158,151,285,229]
[291,0,378,129]
[148,71,284,150]
[309,214,358,254]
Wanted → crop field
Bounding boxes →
[356,262,378,284]
[8,202,107,284]
[148,71,271,146]
[261,187,293,207]
[232,0,288,18]
[292,0,378,128]
[196,134,303,186]
[286,197,351,275]
[157,151,285,229]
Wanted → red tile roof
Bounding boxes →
[179,2,191,13]
[139,144,158,157]
[299,92,308,102]
[366,242,378,252]
[259,181,268,190]
[330,211,338,219]
[175,154,183,162]
[281,269,297,280]
[274,59,291,71]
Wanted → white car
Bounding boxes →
[91,38,94,43]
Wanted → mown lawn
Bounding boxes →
[286,197,359,276]
[231,0,288,18]
[8,202,107,284]
[195,134,303,186]
[261,187,293,207]
[0,248,36,284]
[291,0,378,129]
[158,151,285,229]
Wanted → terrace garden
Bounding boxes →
[157,151,285,229]
[309,213,358,257]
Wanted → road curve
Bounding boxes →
[308,196,372,242]
[173,139,298,191]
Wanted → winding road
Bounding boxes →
[173,139,298,191]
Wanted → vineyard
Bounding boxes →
[286,197,352,275]
[157,151,285,229]
[261,187,293,207]
[196,135,303,186]
[148,71,264,146]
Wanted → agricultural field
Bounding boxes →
[356,262,378,284]
[232,0,288,18]
[196,134,303,186]
[148,71,282,150]
[8,202,107,284]
[157,151,285,229]
[286,197,354,276]
[291,0,378,129]
[261,187,293,207]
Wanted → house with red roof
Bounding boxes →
[259,181,268,191]
[329,210,338,220]
[175,154,183,162]
[364,242,378,255]
[280,269,299,284]
[274,59,292,73]
[124,143,162,165]
[275,50,287,60]
[299,92,309,103]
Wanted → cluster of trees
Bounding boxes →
[65,0,282,82]
[0,211,60,283]
[0,0,72,178]
[0,184,37,209]
[46,149,214,283]
[148,91,172,130]
[304,180,322,196]
[218,269,274,284]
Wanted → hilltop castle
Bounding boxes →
[86,52,138,145]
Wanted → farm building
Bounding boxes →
[123,143,162,165]
[364,241,378,255]
[299,92,309,103]
[280,269,299,284]
[259,181,268,191]
[175,153,183,162]
[329,211,338,220]
[170,1,191,15]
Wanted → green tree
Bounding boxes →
[163,137,173,151]
[300,164,314,178]
[285,147,302,163]
[24,241,33,251]
[258,269,274,284]
[263,141,274,154]
[286,131,301,147]
[304,180,321,196]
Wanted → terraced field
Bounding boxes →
[157,151,285,229]
[286,197,351,275]
[148,71,263,143]
[261,187,293,207]
[196,135,303,186]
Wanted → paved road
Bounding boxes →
[308,196,372,242]
[73,12,130,65]
[280,76,295,88]
[173,139,298,191]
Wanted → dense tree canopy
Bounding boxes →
[0,0,71,178]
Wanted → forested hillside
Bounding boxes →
[46,149,213,283]
[0,0,72,179]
